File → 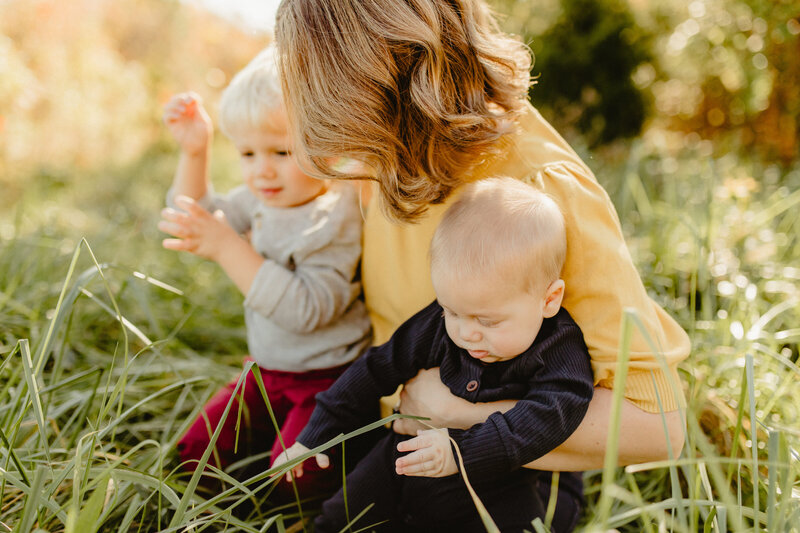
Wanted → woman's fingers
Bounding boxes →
[397,367,446,417]
[392,416,426,435]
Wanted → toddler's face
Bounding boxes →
[432,271,556,363]
[230,108,326,208]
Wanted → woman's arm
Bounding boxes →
[393,368,685,471]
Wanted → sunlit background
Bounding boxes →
[187,0,279,32]
[2,0,798,214]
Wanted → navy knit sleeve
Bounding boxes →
[448,322,594,483]
[296,301,445,448]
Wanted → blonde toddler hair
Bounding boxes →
[430,177,566,294]
[275,0,532,222]
[219,46,283,138]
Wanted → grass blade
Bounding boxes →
[745,353,759,530]
[542,471,559,531]
[32,241,84,373]
[531,517,550,533]
[766,430,779,532]
[67,475,109,533]
[596,309,634,526]
[12,465,47,533]
[167,368,251,528]
[18,339,50,464]
[184,413,426,520]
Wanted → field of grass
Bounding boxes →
[1,132,799,532]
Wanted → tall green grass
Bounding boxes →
[1,143,798,531]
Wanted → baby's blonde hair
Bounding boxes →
[275,0,532,222]
[430,177,566,294]
[219,46,283,138]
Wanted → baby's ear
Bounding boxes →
[542,279,565,318]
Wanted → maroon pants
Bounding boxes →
[177,360,346,495]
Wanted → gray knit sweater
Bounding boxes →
[168,182,372,371]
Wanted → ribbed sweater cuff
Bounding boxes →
[596,365,684,413]
[448,426,510,483]
[295,411,337,450]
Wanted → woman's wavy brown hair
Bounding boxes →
[275,0,532,222]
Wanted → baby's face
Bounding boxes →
[432,271,553,363]
[229,107,326,208]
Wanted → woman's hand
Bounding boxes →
[271,442,330,482]
[393,368,468,434]
[393,367,517,436]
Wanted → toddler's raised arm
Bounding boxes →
[163,92,213,201]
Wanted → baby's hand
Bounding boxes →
[159,196,236,262]
[395,428,457,478]
[163,92,213,155]
[271,442,330,482]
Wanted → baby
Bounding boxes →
[275,177,594,531]
[159,47,371,493]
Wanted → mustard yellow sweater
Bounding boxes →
[361,103,690,414]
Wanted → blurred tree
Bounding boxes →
[532,0,652,146]
[645,0,800,164]
[491,0,800,165]
[492,0,653,147]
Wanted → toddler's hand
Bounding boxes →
[271,442,330,482]
[163,92,212,155]
[395,428,457,478]
[159,196,236,261]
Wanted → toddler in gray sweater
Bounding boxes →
[159,47,371,492]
